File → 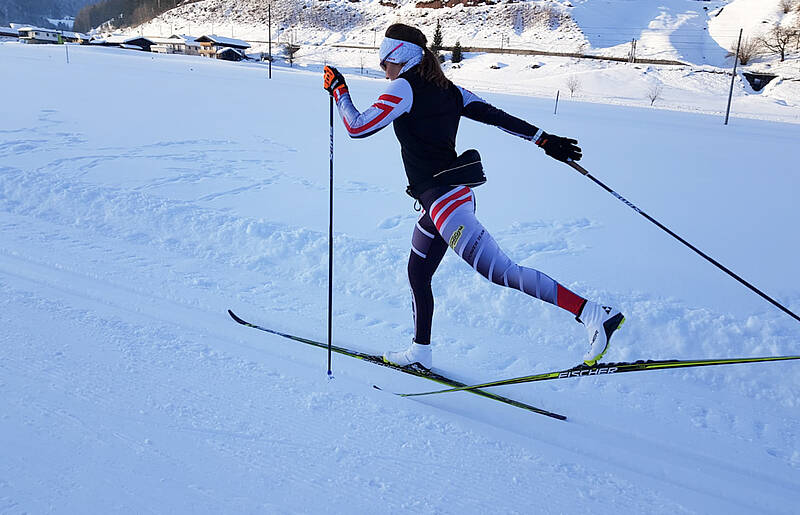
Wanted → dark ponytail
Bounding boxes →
[385,23,452,89]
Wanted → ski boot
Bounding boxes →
[577,300,625,366]
[383,341,432,371]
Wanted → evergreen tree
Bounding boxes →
[452,41,463,63]
[431,20,443,56]
[73,0,179,32]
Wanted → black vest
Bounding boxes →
[393,70,463,192]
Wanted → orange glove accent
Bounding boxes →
[323,65,347,96]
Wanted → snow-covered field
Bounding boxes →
[2,25,800,515]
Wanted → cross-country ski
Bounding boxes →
[384,355,800,398]
[228,310,566,419]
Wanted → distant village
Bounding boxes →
[0,23,253,62]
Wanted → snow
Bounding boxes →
[2,0,800,512]
[125,0,800,123]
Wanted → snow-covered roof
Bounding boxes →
[61,31,89,40]
[0,26,19,36]
[91,34,151,45]
[217,47,245,55]
[17,26,59,34]
[195,34,250,49]
[169,34,197,42]
[147,37,184,45]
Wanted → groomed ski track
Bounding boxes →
[2,210,798,513]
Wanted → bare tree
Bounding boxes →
[726,36,761,65]
[647,84,663,106]
[566,75,581,97]
[759,25,798,62]
[779,0,794,14]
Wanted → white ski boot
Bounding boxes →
[383,341,432,371]
[577,301,625,366]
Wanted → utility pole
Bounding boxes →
[725,28,743,126]
[268,3,272,78]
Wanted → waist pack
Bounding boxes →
[406,149,486,199]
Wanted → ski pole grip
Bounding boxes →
[566,159,589,176]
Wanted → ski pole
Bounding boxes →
[566,160,800,324]
[327,96,335,377]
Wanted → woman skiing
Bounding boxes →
[322,23,624,370]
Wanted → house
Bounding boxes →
[0,26,19,39]
[18,26,60,44]
[151,35,202,55]
[217,47,247,62]
[90,34,154,51]
[60,31,90,44]
[194,34,250,59]
[119,36,155,51]
[150,37,178,54]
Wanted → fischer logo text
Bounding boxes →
[559,367,618,379]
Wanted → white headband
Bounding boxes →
[379,37,424,75]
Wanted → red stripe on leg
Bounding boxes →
[430,187,470,222]
[557,284,586,315]
[434,196,472,232]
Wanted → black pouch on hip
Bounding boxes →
[406,149,486,199]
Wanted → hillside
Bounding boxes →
[124,0,800,122]
[130,0,797,64]
[0,0,94,27]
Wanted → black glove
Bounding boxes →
[323,65,347,96]
[535,132,582,163]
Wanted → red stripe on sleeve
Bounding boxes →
[378,94,403,104]
[343,103,393,135]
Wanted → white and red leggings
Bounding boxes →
[408,186,586,344]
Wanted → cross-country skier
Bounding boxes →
[322,23,625,370]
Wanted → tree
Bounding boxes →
[431,20,443,57]
[647,83,663,106]
[726,36,761,65]
[452,41,463,63]
[74,0,182,32]
[759,25,798,62]
[566,75,580,97]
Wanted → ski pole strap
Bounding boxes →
[565,161,800,325]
